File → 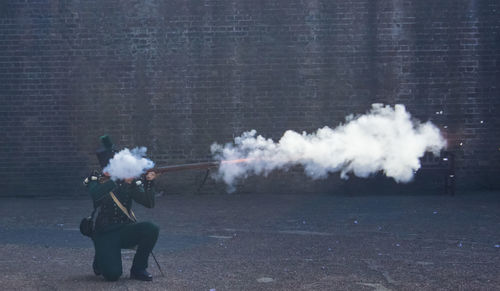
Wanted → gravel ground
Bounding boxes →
[0,191,499,290]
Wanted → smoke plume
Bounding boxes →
[211,104,446,191]
[103,147,155,180]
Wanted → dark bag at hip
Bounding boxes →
[79,216,94,237]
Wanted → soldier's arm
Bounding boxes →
[129,171,157,208]
[129,179,155,208]
[84,172,116,204]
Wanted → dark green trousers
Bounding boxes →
[92,221,159,281]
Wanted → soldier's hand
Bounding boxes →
[146,171,158,181]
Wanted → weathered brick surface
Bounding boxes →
[0,0,499,196]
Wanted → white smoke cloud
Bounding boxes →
[211,104,446,191]
[103,147,155,180]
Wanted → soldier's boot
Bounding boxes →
[130,268,153,281]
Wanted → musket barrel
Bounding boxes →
[147,161,220,174]
[147,159,250,175]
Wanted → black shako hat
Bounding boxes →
[96,135,117,168]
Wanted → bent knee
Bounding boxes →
[142,221,159,235]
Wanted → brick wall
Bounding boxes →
[1,0,499,196]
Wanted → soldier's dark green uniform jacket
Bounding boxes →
[85,172,159,281]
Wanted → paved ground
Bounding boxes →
[0,191,499,290]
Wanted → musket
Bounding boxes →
[146,159,249,175]
[146,161,221,174]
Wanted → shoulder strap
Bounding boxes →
[110,192,137,222]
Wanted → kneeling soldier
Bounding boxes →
[84,135,159,281]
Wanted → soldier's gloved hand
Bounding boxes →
[146,171,159,181]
